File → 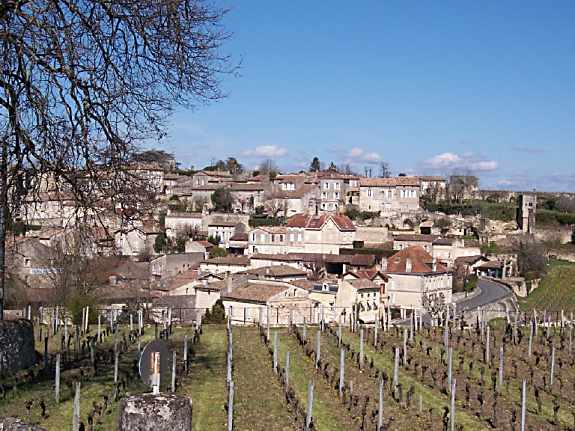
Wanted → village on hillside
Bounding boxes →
[3,1,575,430]
[5,151,574,325]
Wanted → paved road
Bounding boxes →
[455,278,513,313]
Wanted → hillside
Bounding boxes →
[519,259,575,312]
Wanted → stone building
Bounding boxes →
[358,177,421,214]
[385,246,453,317]
[517,193,537,234]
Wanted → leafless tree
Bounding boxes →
[0,0,234,317]
[304,257,326,281]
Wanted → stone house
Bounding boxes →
[207,220,241,248]
[286,213,356,254]
[114,219,161,256]
[164,211,203,239]
[417,176,447,202]
[229,183,265,213]
[221,279,316,325]
[358,177,421,214]
[199,255,251,275]
[248,226,291,255]
[385,246,453,317]
[335,278,381,324]
[315,172,359,212]
[244,265,308,282]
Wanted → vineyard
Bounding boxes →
[1,313,575,430]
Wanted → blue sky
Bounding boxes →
[162,1,575,192]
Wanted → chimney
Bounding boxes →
[405,258,412,273]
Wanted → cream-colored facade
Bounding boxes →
[386,272,452,311]
[359,177,421,213]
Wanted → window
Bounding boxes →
[324,182,329,189]
[367,188,372,197]
[335,182,340,190]
[279,235,284,242]
[335,192,340,199]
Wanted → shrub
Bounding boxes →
[209,246,228,258]
[203,300,226,324]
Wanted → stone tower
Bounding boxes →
[517,193,537,234]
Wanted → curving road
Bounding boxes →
[455,278,514,313]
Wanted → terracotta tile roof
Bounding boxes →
[246,265,307,278]
[386,246,448,274]
[229,233,249,242]
[348,279,380,291]
[251,253,354,264]
[454,255,486,266]
[202,256,250,266]
[476,260,503,269]
[167,212,203,219]
[359,177,420,187]
[349,254,375,267]
[289,279,315,291]
[394,234,438,243]
[346,270,388,281]
[251,226,288,234]
[229,183,265,191]
[167,269,199,291]
[221,282,289,304]
[286,213,355,232]
[417,176,446,182]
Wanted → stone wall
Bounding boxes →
[0,319,37,375]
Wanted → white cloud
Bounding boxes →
[349,147,364,158]
[346,147,382,165]
[243,145,287,158]
[424,152,498,173]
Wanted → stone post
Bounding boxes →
[55,353,60,403]
[118,394,192,431]
[305,382,314,431]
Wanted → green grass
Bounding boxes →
[179,325,227,431]
[519,259,575,312]
[232,328,294,431]
[275,330,357,431]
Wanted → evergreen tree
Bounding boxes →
[309,157,321,172]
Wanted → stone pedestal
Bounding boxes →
[0,320,36,374]
[0,417,47,430]
[118,394,192,431]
